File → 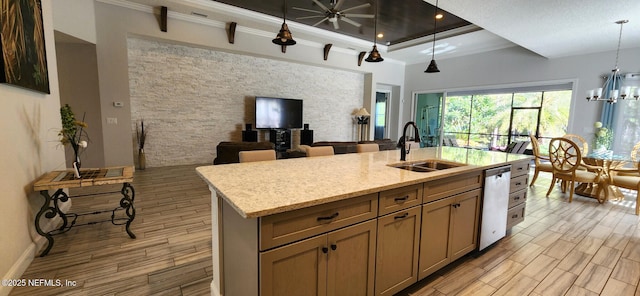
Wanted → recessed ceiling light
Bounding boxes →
[377,33,384,38]
[435,13,443,19]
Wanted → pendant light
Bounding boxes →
[365,0,383,62]
[273,0,296,46]
[425,0,440,73]
[585,20,639,103]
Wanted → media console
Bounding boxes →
[269,129,291,152]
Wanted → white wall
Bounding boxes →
[403,46,640,141]
[56,42,105,168]
[93,1,406,166]
[0,1,66,295]
[51,0,96,43]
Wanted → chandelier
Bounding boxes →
[586,20,639,103]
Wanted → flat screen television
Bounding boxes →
[255,97,303,129]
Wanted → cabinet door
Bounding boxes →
[418,197,453,280]
[260,235,327,296]
[375,206,421,296]
[449,189,481,261]
[327,220,377,296]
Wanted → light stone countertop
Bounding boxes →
[196,147,532,218]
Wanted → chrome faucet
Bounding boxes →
[400,121,421,161]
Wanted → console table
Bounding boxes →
[33,166,136,256]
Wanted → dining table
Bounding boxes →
[575,149,637,202]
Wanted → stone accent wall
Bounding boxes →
[128,38,364,167]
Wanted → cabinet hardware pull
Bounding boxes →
[512,215,518,218]
[322,247,328,253]
[317,212,339,222]
[394,213,408,220]
[394,195,409,203]
[516,182,522,186]
[514,196,520,200]
[331,244,337,250]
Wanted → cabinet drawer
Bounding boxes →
[508,189,527,209]
[424,171,482,203]
[506,203,525,229]
[510,174,528,193]
[511,161,530,178]
[260,193,378,250]
[379,184,423,216]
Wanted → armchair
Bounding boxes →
[529,134,552,187]
[608,161,640,215]
[545,137,607,203]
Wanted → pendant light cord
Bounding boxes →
[614,20,625,70]
[284,0,287,23]
[431,0,438,59]
[373,0,378,45]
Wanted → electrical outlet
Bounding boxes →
[107,117,118,124]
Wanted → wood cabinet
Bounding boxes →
[418,188,481,280]
[260,193,378,251]
[507,160,529,228]
[375,206,421,296]
[260,219,377,296]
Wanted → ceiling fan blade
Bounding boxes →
[333,0,346,10]
[340,17,362,28]
[340,3,371,13]
[333,19,340,30]
[312,17,329,27]
[296,15,326,20]
[292,7,325,14]
[311,0,330,12]
[342,14,374,18]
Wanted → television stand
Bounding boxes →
[269,129,291,152]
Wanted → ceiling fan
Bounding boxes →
[292,0,374,30]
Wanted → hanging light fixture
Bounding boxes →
[272,0,296,46]
[365,0,383,62]
[424,0,440,73]
[586,20,639,103]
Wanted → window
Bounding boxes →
[442,87,572,152]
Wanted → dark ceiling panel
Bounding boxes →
[213,0,471,45]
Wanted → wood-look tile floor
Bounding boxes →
[9,164,640,295]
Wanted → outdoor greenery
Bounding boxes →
[443,90,571,151]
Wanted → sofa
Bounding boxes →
[311,141,358,154]
[310,139,397,154]
[359,139,396,151]
[214,141,275,164]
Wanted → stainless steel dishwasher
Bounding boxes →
[479,165,511,251]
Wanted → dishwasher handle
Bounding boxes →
[485,166,511,178]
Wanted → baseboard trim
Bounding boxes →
[0,243,36,296]
[0,200,72,296]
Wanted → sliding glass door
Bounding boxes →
[414,93,443,147]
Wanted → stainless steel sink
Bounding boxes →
[389,160,466,172]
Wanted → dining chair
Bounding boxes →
[505,140,530,154]
[546,137,607,203]
[305,146,335,157]
[357,143,379,153]
[631,141,640,165]
[238,150,277,163]
[562,134,589,156]
[608,165,640,215]
[529,134,553,187]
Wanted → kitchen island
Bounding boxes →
[196,146,532,296]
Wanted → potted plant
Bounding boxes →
[59,104,88,178]
[136,120,147,170]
